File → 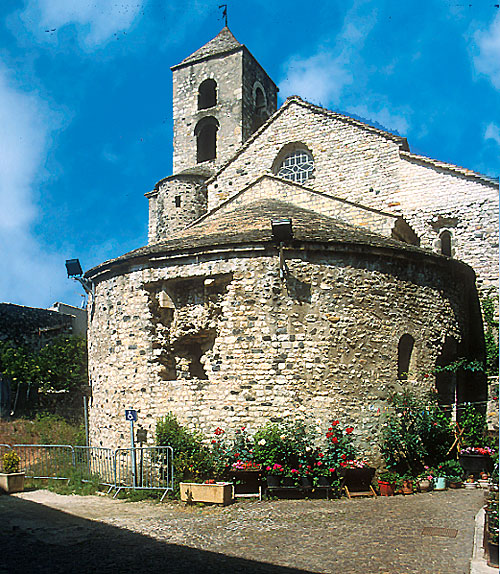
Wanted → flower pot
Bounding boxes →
[0,472,25,494]
[300,476,313,489]
[448,481,463,489]
[179,482,232,505]
[281,476,295,488]
[434,476,446,491]
[459,454,493,479]
[487,542,499,568]
[266,474,281,488]
[378,480,396,496]
[417,478,432,492]
[464,481,477,490]
[401,479,414,495]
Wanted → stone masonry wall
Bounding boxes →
[88,249,473,461]
[147,175,207,244]
[172,51,244,172]
[242,49,278,141]
[396,156,499,294]
[205,100,498,293]
[207,101,402,212]
[214,175,409,242]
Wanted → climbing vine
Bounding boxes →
[481,293,499,377]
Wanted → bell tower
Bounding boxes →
[170,27,278,173]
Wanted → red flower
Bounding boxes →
[345,427,354,434]
[332,420,339,426]
[211,439,216,444]
[341,454,347,459]
[318,452,324,457]
[332,437,338,444]
[214,427,224,436]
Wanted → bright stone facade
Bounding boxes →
[86,27,498,456]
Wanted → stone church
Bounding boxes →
[86,27,499,453]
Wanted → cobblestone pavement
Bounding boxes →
[0,488,485,574]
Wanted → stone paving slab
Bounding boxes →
[0,489,485,574]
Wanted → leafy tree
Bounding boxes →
[0,335,87,394]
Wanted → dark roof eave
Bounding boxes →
[85,238,474,284]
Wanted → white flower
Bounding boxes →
[258,439,266,446]
[305,446,312,452]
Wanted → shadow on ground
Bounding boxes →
[0,495,315,574]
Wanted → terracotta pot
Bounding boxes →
[402,479,414,494]
[378,480,396,496]
[448,481,463,489]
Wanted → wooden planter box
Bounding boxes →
[180,482,232,505]
[0,472,25,494]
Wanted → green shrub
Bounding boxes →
[156,413,214,483]
[459,404,488,447]
[379,389,454,474]
[253,420,313,469]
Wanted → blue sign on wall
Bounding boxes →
[125,409,138,422]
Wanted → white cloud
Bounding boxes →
[485,122,500,146]
[473,13,500,89]
[279,1,377,106]
[280,52,353,106]
[0,64,75,307]
[20,0,145,49]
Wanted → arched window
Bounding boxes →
[198,79,217,110]
[440,230,452,257]
[274,145,314,184]
[195,116,219,163]
[397,334,415,380]
[255,87,266,116]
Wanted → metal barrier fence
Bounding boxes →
[0,444,173,499]
[114,447,173,501]
[74,446,116,489]
[14,444,75,480]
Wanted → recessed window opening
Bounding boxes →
[277,149,314,184]
[195,116,219,163]
[175,196,181,208]
[255,87,266,115]
[398,334,415,380]
[440,230,452,257]
[198,79,217,110]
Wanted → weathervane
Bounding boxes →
[219,4,228,27]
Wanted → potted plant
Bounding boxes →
[377,470,399,496]
[437,459,463,488]
[416,467,434,492]
[459,447,495,478]
[400,473,414,495]
[0,450,25,494]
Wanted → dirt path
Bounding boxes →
[0,488,484,574]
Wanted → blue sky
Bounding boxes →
[0,0,499,309]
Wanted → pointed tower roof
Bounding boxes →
[171,27,243,70]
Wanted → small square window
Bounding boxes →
[175,196,181,208]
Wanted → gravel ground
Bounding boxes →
[0,488,484,574]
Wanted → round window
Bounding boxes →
[277,150,314,184]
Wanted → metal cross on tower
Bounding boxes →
[219,4,228,27]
